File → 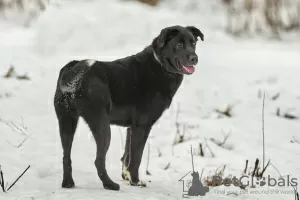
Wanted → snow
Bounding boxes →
[0,0,300,199]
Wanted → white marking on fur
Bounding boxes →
[122,167,131,182]
[153,50,161,65]
[85,59,96,66]
[137,180,147,187]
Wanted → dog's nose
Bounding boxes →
[189,55,198,65]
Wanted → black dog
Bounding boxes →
[54,25,204,191]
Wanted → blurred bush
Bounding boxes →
[123,0,160,6]
[0,0,49,26]
[138,0,159,6]
[222,0,300,38]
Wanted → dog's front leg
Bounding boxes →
[122,125,151,187]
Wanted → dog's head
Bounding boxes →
[152,25,204,75]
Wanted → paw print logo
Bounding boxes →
[256,177,266,187]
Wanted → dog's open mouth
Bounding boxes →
[182,65,195,74]
[175,58,196,75]
[176,59,195,74]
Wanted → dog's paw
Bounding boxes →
[103,182,120,191]
[122,172,129,181]
[62,178,75,188]
[130,180,147,187]
[122,167,131,181]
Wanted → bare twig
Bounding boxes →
[3,66,30,80]
[164,162,170,170]
[16,74,30,81]
[7,165,31,191]
[262,92,266,169]
[215,105,233,117]
[291,136,300,144]
[0,117,29,148]
[210,129,233,150]
[283,113,298,120]
[252,159,259,177]
[146,144,151,175]
[271,92,280,100]
[4,182,8,191]
[157,148,162,157]
[243,160,249,174]
[269,162,283,177]
[173,103,185,145]
[216,165,226,177]
[258,159,270,178]
[0,166,5,192]
[199,143,204,157]
[190,145,194,172]
[3,66,15,78]
[276,108,298,120]
[204,138,215,158]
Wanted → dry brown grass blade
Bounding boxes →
[3,66,15,78]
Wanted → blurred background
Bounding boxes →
[1,0,300,39]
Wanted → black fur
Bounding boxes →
[54,25,204,191]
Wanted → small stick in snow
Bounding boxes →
[243,160,248,174]
[199,143,204,157]
[190,145,195,172]
[157,148,162,157]
[291,136,300,144]
[252,159,259,177]
[215,105,233,117]
[0,166,5,192]
[7,165,30,191]
[3,66,15,78]
[16,74,30,81]
[204,138,215,158]
[164,162,170,170]
[146,144,151,175]
[258,159,270,178]
[210,130,232,150]
[262,92,266,169]
[271,92,280,101]
[0,118,29,148]
[283,113,298,120]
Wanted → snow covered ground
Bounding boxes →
[0,0,300,199]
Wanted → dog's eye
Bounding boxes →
[176,43,183,48]
[192,42,196,47]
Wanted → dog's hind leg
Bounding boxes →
[55,105,79,188]
[79,78,120,191]
[82,106,120,191]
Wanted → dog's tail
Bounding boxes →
[59,60,91,93]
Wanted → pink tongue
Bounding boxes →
[183,66,195,73]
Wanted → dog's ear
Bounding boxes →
[156,27,179,48]
[186,26,204,41]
